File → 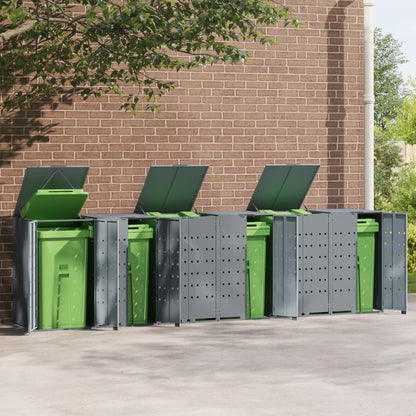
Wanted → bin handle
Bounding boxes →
[357,256,361,312]
[46,190,76,193]
[56,264,70,327]
[128,263,133,324]
[246,259,250,317]
[41,169,75,190]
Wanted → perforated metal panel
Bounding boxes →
[298,214,330,316]
[180,217,217,322]
[330,212,357,313]
[155,219,181,324]
[272,216,298,318]
[218,215,246,319]
[93,218,122,328]
[272,213,356,318]
[380,213,407,312]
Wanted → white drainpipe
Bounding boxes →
[363,0,375,210]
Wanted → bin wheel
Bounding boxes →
[401,310,407,315]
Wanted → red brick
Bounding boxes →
[0,0,365,322]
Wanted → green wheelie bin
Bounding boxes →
[37,227,91,329]
[246,222,270,318]
[127,224,153,325]
[357,218,379,312]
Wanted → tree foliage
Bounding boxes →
[390,78,416,145]
[374,27,407,129]
[0,0,298,113]
[374,125,402,208]
[379,161,416,223]
[373,28,406,210]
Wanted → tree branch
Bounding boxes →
[0,19,37,43]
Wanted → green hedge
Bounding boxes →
[408,222,416,273]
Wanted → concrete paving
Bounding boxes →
[1,296,416,416]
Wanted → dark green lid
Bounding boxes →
[15,166,89,216]
[247,164,319,211]
[135,165,208,214]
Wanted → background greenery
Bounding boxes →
[374,28,416,292]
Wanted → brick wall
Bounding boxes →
[0,0,365,323]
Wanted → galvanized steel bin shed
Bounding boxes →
[13,166,123,332]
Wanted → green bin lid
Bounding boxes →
[146,212,181,217]
[247,164,319,211]
[15,166,89,217]
[179,211,199,217]
[21,189,88,220]
[357,218,379,233]
[260,209,292,215]
[247,221,270,237]
[37,227,91,239]
[128,224,153,239]
[259,216,273,226]
[135,165,208,214]
[290,209,310,215]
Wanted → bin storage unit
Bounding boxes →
[134,165,247,325]
[13,167,124,332]
[246,164,359,318]
[207,165,358,318]
[312,209,407,314]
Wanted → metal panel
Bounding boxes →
[155,219,181,324]
[90,218,121,328]
[272,216,298,318]
[298,214,330,315]
[117,219,128,327]
[13,217,37,331]
[381,213,407,312]
[330,212,357,313]
[393,214,407,312]
[29,222,37,332]
[180,217,217,322]
[217,215,246,319]
[381,214,394,309]
[15,166,89,216]
[135,165,208,214]
[247,164,319,211]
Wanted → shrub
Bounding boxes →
[407,222,416,273]
[380,161,416,223]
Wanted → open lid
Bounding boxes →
[15,166,89,217]
[247,164,319,211]
[135,165,208,214]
